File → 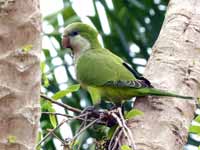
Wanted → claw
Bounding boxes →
[81,106,100,118]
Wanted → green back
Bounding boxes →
[76,48,136,86]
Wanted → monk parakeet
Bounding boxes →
[62,22,193,105]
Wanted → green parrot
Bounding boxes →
[62,22,194,105]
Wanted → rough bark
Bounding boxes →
[0,0,41,150]
[127,0,200,150]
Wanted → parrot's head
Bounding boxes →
[62,22,101,57]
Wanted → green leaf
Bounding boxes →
[129,0,145,9]
[198,146,200,150]
[70,139,80,150]
[48,105,56,112]
[62,7,77,21]
[40,62,49,87]
[40,99,52,111]
[197,97,200,106]
[7,135,16,144]
[125,109,143,120]
[108,125,118,139]
[22,44,33,52]
[43,76,50,87]
[189,125,200,134]
[36,131,42,150]
[40,62,45,72]
[121,145,131,150]
[49,114,57,128]
[46,105,57,128]
[52,84,80,100]
[195,115,200,123]
[41,98,57,128]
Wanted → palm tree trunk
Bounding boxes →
[127,0,200,149]
[0,0,41,149]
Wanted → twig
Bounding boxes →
[48,129,66,146]
[111,109,136,150]
[108,126,121,150]
[118,107,136,149]
[71,119,99,142]
[42,112,76,118]
[42,112,107,125]
[70,118,88,149]
[41,94,81,113]
[111,112,130,144]
[36,119,67,147]
[111,129,123,150]
[36,113,90,148]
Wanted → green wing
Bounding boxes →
[76,48,154,104]
[76,48,136,86]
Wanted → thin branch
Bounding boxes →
[37,113,91,148]
[40,96,135,150]
[71,119,99,142]
[47,129,66,146]
[41,94,82,113]
[42,112,107,125]
[118,107,136,149]
[108,126,121,150]
[111,109,136,150]
[111,112,129,140]
[111,129,123,150]
[36,119,67,147]
[42,112,75,118]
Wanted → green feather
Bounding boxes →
[76,48,135,86]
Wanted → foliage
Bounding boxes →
[39,0,200,149]
[120,145,132,150]
[52,84,80,100]
[7,135,16,144]
[125,108,143,120]
[21,44,33,52]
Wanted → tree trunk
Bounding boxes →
[127,0,200,150]
[0,0,41,150]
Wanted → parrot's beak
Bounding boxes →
[62,36,71,48]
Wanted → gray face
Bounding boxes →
[62,29,91,59]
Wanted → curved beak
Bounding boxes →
[62,36,71,48]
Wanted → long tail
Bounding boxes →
[145,88,194,100]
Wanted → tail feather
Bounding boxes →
[146,88,194,100]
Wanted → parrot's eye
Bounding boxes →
[69,31,79,36]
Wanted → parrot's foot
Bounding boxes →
[107,102,122,111]
[81,106,100,118]
[107,105,118,111]
[82,106,96,113]
[107,103,126,116]
[81,106,118,127]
